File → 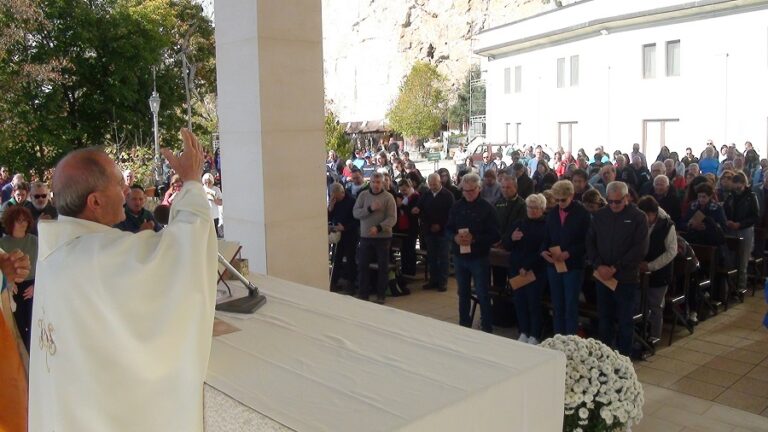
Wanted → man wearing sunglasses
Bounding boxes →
[23,182,58,235]
[587,181,649,356]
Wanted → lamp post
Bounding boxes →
[148,68,162,185]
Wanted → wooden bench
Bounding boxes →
[690,243,721,317]
[722,236,745,308]
[667,256,694,346]
[748,227,765,296]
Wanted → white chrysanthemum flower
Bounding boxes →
[578,408,589,419]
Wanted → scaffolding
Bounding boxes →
[468,38,486,143]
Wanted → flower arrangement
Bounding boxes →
[541,335,644,432]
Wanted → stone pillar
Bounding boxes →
[215,0,327,288]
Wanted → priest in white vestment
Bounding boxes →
[29,129,218,431]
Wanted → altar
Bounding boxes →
[204,275,566,431]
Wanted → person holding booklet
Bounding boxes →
[587,181,649,357]
[503,193,547,345]
[541,180,591,336]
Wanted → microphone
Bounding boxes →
[153,204,267,314]
[215,253,267,314]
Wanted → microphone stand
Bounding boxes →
[216,253,267,313]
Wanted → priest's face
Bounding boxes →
[95,157,128,226]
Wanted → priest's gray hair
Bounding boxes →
[53,148,113,217]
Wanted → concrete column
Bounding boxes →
[215,0,328,288]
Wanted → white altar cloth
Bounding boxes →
[205,274,566,432]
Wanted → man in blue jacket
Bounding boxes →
[446,173,500,333]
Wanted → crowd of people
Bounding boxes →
[327,139,764,356]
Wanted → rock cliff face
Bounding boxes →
[322,0,581,122]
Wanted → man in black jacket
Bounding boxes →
[587,181,649,356]
[446,173,500,333]
[651,175,682,226]
[413,173,455,291]
[724,173,759,293]
[512,162,534,199]
[328,183,359,293]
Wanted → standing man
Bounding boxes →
[446,173,500,333]
[512,162,534,199]
[413,173,455,291]
[353,172,396,304]
[24,182,58,235]
[723,173,759,294]
[587,181,649,356]
[651,175,682,225]
[1,174,24,204]
[478,152,497,179]
[29,129,218,431]
[630,143,648,168]
[328,182,359,293]
[115,185,163,233]
[493,174,526,289]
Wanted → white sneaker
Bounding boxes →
[688,312,698,324]
[517,333,528,342]
[527,336,539,345]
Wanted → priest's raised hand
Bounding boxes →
[161,127,204,183]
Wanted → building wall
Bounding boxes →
[483,7,768,159]
[215,0,329,289]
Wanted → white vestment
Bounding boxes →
[29,182,217,431]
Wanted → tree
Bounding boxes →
[325,109,352,159]
[387,61,447,144]
[0,0,217,179]
[448,64,484,132]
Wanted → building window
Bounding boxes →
[666,40,680,76]
[514,65,522,93]
[503,67,511,94]
[643,43,656,79]
[557,57,565,88]
[570,55,579,86]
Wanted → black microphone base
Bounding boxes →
[216,292,267,314]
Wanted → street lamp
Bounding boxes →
[148,68,162,184]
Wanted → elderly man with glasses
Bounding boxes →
[478,152,497,179]
[23,182,58,235]
[446,173,500,333]
[587,181,649,356]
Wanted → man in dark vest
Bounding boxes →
[637,196,677,341]
[413,173,455,291]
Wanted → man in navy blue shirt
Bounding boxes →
[446,173,500,333]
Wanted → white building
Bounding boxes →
[474,0,768,160]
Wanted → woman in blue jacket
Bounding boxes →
[541,180,591,335]
[503,193,548,344]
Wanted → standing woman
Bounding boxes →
[202,173,223,237]
[162,175,183,206]
[541,180,591,335]
[0,206,38,352]
[395,179,420,277]
[503,193,548,345]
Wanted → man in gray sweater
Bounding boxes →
[353,172,397,304]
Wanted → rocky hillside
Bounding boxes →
[322,0,581,122]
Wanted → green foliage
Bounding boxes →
[448,65,484,131]
[387,61,447,141]
[325,110,352,159]
[0,0,216,179]
[104,143,155,188]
